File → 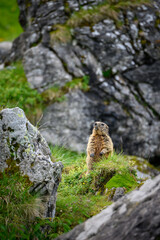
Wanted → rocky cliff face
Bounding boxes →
[0,107,63,219]
[4,0,160,162]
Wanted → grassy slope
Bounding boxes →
[0,146,139,239]
[0,62,44,123]
[49,146,138,238]
[0,0,22,42]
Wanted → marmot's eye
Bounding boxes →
[95,123,97,126]
[101,123,104,126]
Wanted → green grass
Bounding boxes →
[106,173,138,191]
[0,0,22,41]
[0,146,139,239]
[41,75,90,103]
[47,147,138,237]
[0,172,43,239]
[0,62,45,123]
[50,145,84,167]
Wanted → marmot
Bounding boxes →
[86,121,113,174]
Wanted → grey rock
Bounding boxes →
[0,107,63,219]
[52,43,84,78]
[40,90,101,152]
[0,41,12,64]
[52,43,104,82]
[113,187,125,201]
[0,41,12,51]
[55,175,160,240]
[23,44,72,92]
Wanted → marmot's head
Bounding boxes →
[93,121,109,135]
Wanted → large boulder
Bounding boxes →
[0,107,63,219]
[55,174,160,240]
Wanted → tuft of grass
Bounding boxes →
[105,172,138,191]
[0,0,22,42]
[50,145,85,167]
[0,172,44,239]
[50,25,72,44]
[65,75,90,91]
[103,69,113,78]
[41,76,90,103]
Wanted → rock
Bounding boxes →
[112,187,125,201]
[55,175,160,240]
[0,107,63,219]
[40,90,101,152]
[106,187,125,202]
[23,44,72,92]
[123,61,160,114]
[0,41,12,64]
[128,156,160,179]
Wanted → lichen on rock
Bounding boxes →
[0,107,63,218]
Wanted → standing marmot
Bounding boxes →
[86,121,113,174]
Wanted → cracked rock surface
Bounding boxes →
[0,107,63,218]
[2,0,160,162]
[55,175,160,240]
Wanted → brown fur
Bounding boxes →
[86,121,113,174]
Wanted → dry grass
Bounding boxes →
[50,25,72,44]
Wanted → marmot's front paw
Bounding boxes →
[100,152,104,156]
[90,153,95,158]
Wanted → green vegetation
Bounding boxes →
[0,172,43,239]
[106,173,137,191]
[47,147,138,237]
[68,0,150,27]
[0,62,44,123]
[103,68,113,78]
[0,146,139,239]
[50,0,150,44]
[65,75,90,91]
[0,0,22,41]
[41,75,90,103]
[0,62,90,123]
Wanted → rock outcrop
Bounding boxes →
[0,107,63,219]
[2,0,160,162]
[55,174,160,240]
